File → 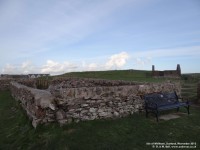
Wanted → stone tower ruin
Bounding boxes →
[176,64,181,76]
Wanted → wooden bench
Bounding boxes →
[142,91,190,122]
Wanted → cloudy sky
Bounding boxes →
[0,0,200,75]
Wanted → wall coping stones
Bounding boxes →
[11,81,55,110]
[50,77,141,88]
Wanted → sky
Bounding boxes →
[0,0,200,75]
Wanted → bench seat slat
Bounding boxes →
[157,102,188,111]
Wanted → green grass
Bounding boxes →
[181,78,199,103]
[0,91,200,150]
[54,70,180,83]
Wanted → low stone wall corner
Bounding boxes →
[10,81,56,128]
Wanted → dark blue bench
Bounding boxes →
[142,91,190,122]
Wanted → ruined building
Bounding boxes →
[152,64,181,78]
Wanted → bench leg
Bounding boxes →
[187,106,190,114]
[155,110,159,122]
[145,109,148,118]
[177,107,179,112]
[183,106,190,114]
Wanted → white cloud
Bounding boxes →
[41,60,77,75]
[1,45,200,75]
[2,61,39,74]
[80,52,130,71]
[4,45,200,74]
[87,63,98,71]
[2,60,78,75]
[105,52,130,69]
[2,64,18,74]
[80,61,102,71]
[1,51,131,74]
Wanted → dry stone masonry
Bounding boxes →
[10,81,56,127]
[0,79,12,91]
[0,78,36,91]
[10,78,181,128]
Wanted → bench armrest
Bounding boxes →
[177,97,183,102]
[186,100,190,105]
[178,97,189,104]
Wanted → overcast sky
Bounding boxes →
[0,0,200,75]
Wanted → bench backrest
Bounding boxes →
[143,92,179,106]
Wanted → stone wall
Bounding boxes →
[10,81,56,128]
[50,78,139,88]
[0,79,13,90]
[17,79,36,88]
[10,78,181,128]
[0,78,36,91]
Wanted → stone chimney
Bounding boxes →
[152,65,155,76]
[176,64,181,76]
[152,65,155,72]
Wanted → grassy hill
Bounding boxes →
[54,69,178,83]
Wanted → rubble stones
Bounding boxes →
[0,79,13,90]
[56,110,65,120]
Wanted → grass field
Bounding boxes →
[54,70,181,83]
[1,70,200,150]
[181,73,200,103]
[181,81,198,102]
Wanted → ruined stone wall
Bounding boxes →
[152,64,181,78]
[152,70,180,78]
[163,70,180,78]
[10,78,181,128]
